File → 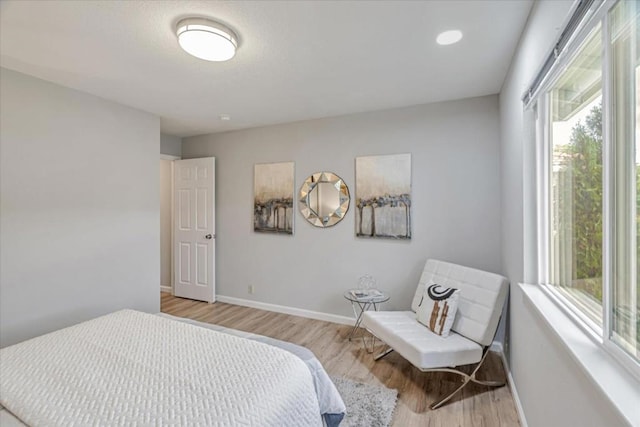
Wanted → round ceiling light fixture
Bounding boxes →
[176,17,238,61]
[436,30,463,46]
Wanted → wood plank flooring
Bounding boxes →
[161,293,520,427]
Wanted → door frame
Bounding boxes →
[160,154,180,294]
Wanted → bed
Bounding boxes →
[0,310,346,426]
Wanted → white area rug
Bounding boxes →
[331,377,398,427]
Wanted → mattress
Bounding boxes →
[0,310,323,426]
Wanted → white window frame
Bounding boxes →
[532,0,640,381]
[602,0,639,374]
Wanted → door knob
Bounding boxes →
[205,234,213,239]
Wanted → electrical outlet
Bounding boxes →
[248,285,255,294]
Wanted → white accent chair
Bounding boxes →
[361,259,509,409]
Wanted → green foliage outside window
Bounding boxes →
[558,102,640,312]
[555,103,604,301]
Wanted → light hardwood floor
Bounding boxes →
[161,293,520,427]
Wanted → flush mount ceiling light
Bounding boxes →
[436,30,463,46]
[176,17,238,61]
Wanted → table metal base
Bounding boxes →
[348,300,381,341]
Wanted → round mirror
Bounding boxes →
[299,172,350,227]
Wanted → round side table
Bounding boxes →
[343,289,390,341]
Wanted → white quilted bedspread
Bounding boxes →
[0,310,322,427]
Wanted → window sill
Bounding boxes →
[519,283,640,427]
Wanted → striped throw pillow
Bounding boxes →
[416,281,460,337]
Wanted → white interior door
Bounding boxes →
[173,157,215,302]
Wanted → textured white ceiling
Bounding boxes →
[0,0,533,137]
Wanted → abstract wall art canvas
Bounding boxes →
[355,153,411,239]
[254,162,294,234]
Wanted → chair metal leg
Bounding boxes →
[424,346,505,409]
[467,346,504,386]
[374,346,394,361]
[365,334,505,410]
[430,377,471,410]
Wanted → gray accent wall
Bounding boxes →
[499,1,627,425]
[0,69,160,347]
[161,133,181,157]
[182,95,502,323]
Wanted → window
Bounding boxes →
[549,24,603,327]
[609,0,639,363]
[535,0,639,371]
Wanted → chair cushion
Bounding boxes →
[410,259,509,346]
[362,311,482,370]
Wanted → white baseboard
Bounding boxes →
[499,351,528,427]
[160,285,172,294]
[215,295,355,326]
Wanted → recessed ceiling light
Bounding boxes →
[176,17,238,61]
[219,114,231,121]
[436,30,463,46]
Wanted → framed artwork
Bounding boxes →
[355,153,411,239]
[254,162,294,234]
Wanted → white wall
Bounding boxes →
[500,1,628,425]
[182,95,503,322]
[160,133,181,157]
[160,159,172,289]
[0,68,160,347]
